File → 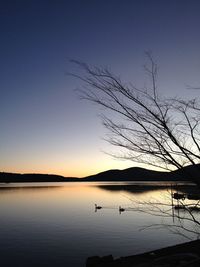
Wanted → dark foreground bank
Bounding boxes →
[86,239,200,267]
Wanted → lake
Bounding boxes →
[0,182,199,266]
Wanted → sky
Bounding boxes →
[1,0,200,177]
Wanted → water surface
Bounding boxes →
[0,182,197,266]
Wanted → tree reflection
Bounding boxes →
[124,186,200,240]
[94,182,200,239]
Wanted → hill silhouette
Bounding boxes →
[0,164,199,183]
[83,167,177,181]
[0,172,79,183]
[84,164,200,183]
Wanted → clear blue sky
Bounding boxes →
[1,0,200,177]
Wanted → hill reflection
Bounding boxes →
[0,185,62,192]
[96,183,198,195]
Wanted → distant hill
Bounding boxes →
[0,164,200,183]
[83,167,177,182]
[0,172,79,183]
[83,165,200,183]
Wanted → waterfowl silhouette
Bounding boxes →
[119,206,125,213]
[95,204,102,210]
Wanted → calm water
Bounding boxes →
[0,182,198,266]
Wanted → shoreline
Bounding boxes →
[86,239,200,266]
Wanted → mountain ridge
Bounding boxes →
[83,167,177,181]
[1,164,199,183]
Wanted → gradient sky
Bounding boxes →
[1,0,200,177]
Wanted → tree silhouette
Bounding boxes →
[71,54,200,185]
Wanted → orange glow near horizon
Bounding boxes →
[0,159,166,178]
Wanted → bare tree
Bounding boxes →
[71,54,200,185]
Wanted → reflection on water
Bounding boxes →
[0,182,198,267]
